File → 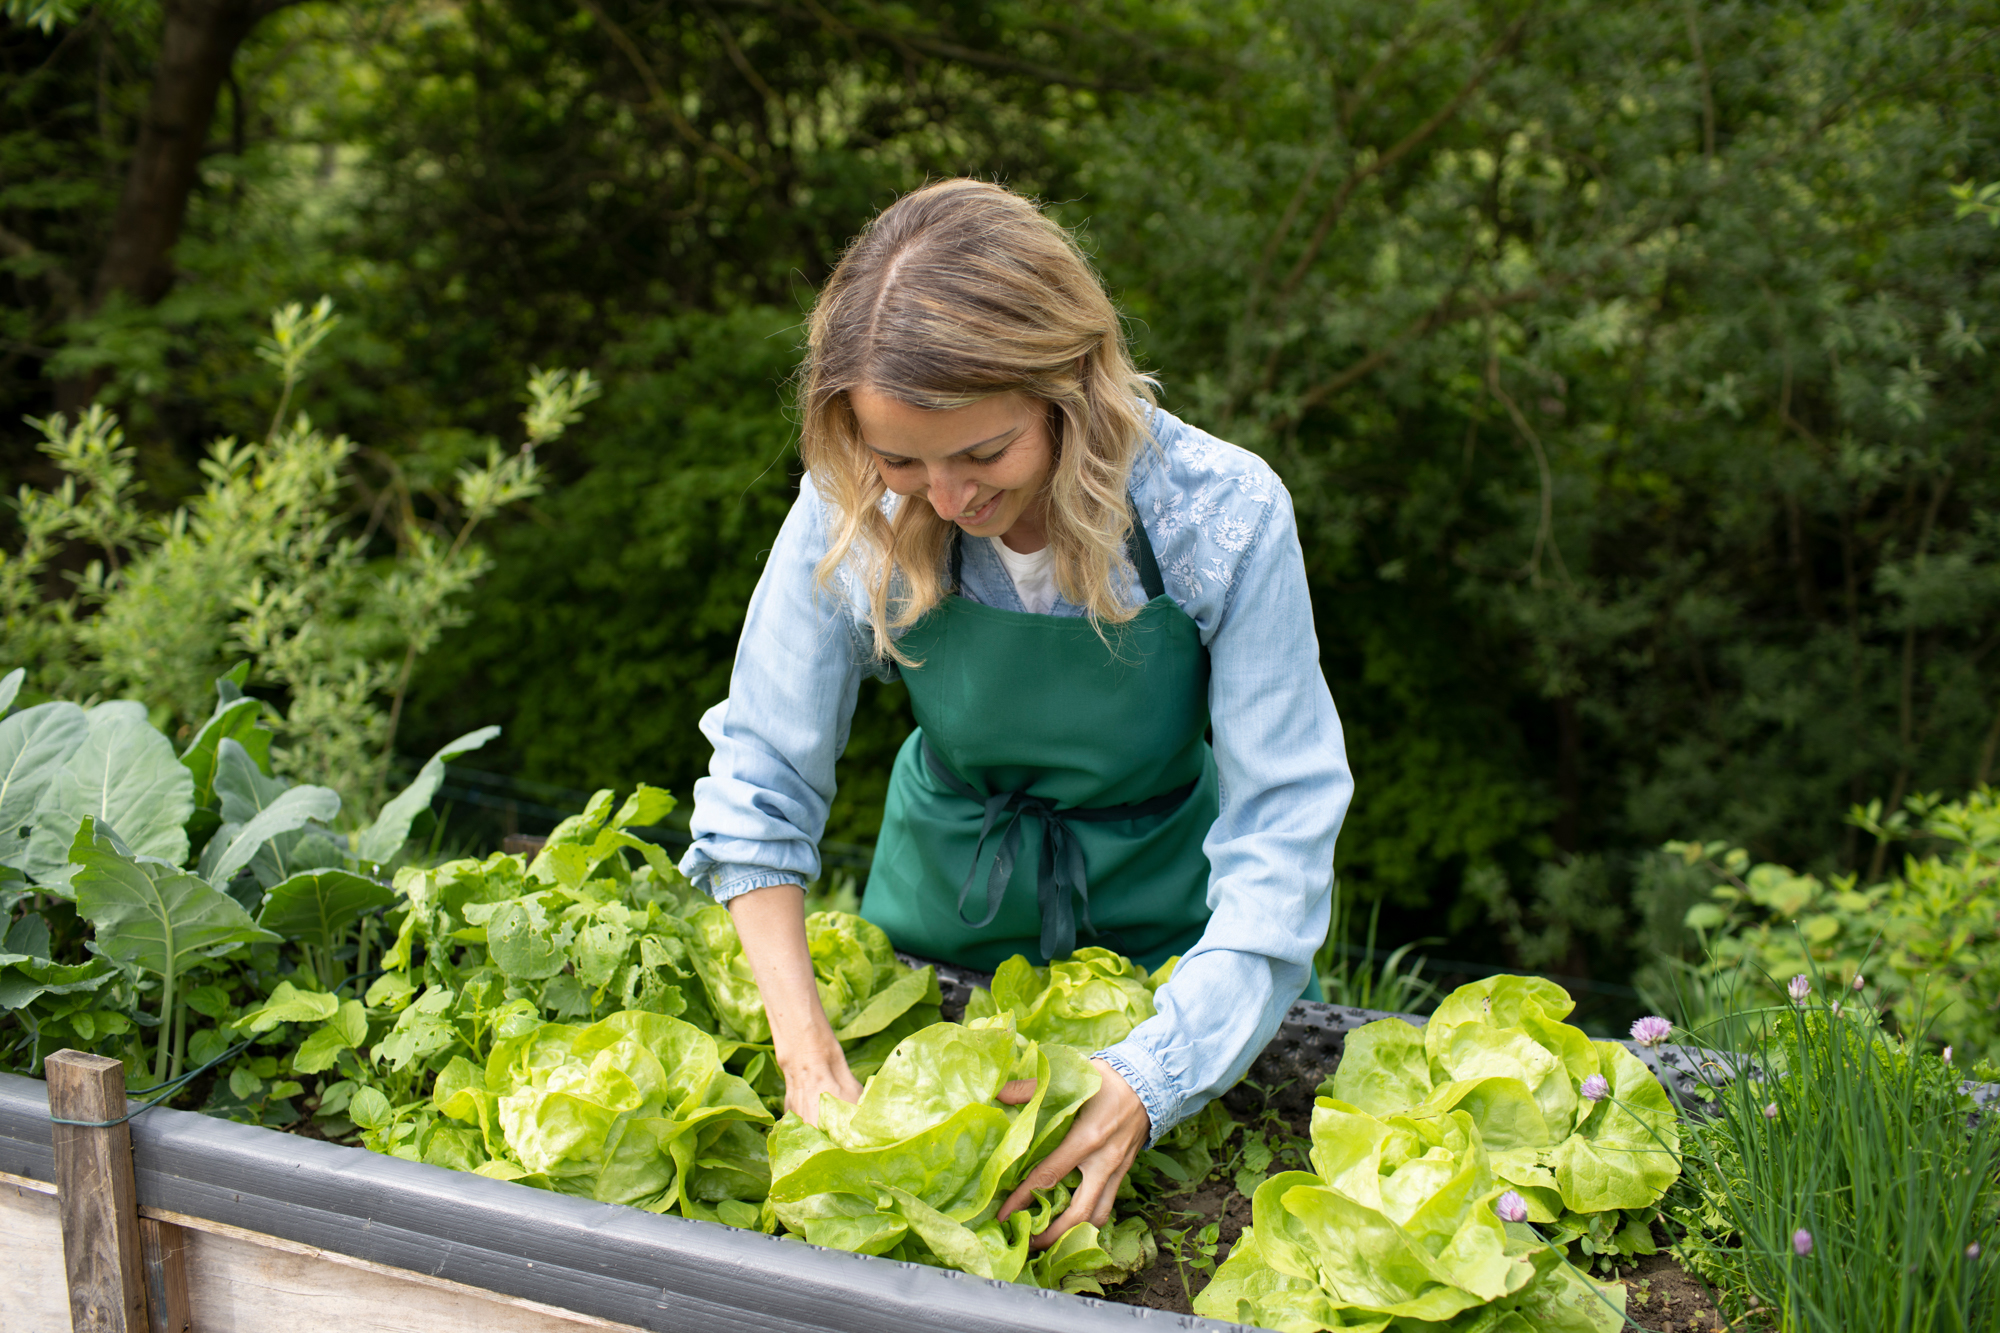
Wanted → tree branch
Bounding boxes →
[575,0,761,184]
[1268,11,1533,318]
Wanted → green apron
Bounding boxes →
[862,505,1215,972]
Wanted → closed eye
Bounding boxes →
[874,444,1011,468]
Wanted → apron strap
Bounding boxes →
[946,494,1166,602]
[922,737,1195,962]
[1125,496,1165,601]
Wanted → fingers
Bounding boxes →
[996,1058,1149,1247]
[996,1142,1082,1222]
[996,1077,1037,1105]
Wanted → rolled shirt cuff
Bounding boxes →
[1094,1041,1183,1147]
[703,866,808,905]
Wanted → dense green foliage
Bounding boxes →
[1655,788,2000,1067]
[0,663,494,1090]
[6,0,1999,975]
[0,300,590,813]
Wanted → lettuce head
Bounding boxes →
[964,947,1161,1049]
[766,1014,1098,1282]
[1324,976,1678,1221]
[1193,1098,1624,1332]
[434,1010,770,1215]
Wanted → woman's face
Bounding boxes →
[850,386,1055,547]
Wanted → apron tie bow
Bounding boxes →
[922,739,1194,963]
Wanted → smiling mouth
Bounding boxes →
[955,493,1001,526]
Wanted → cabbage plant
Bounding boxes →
[1194,1099,1624,1331]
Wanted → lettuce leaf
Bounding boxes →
[963,947,1159,1049]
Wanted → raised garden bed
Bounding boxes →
[2,957,1730,1333]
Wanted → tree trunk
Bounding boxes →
[55,0,268,411]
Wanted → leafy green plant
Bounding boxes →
[415,1010,772,1217]
[1664,790,2000,1064]
[0,663,497,1087]
[1193,1098,1625,1330]
[766,1014,1098,1283]
[964,946,1165,1048]
[1321,975,1679,1273]
[1666,969,2000,1330]
[1157,1217,1222,1305]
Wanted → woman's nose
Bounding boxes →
[928,470,977,519]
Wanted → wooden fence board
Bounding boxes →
[3,1175,73,1333]
[158,1211,646,1333]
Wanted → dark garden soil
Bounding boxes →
[1115,1178,1255,1314]
[1615,1249,1737,1332]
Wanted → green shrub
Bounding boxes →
[1,299,592,815]
[1660,790,2000,1065]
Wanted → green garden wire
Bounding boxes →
[46,1037,254,1129]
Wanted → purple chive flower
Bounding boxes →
[1830,1001,1843,1018]
[1969,1242,1982,1260]
[1631,1015,1673,1047]
[1788,974,1812,1003]
[1793,1229,1813,1256]
[1944,1046,1954,1065]
[1580,1073,1610,1102]
[1853,972,1866,991]
[1494,1190,1529,1223]
[1763,1102,1779,1120]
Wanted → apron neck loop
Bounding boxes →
[947,493,1165,602]
[1125,495,1165,601]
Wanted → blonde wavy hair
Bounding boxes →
[798,179,1157,663]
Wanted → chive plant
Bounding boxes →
[1670,964,1999,1331]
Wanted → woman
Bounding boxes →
[679,179,1353,1249]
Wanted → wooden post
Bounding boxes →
[139,1217,192,1333]
[48,1049,149,1333]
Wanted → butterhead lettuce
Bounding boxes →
[433,1009,770,1215]
[1193,1098,1624,1332]
[767,1014,1098,1283]
[1324,976,1679,1222]
[963,946,1164,1049]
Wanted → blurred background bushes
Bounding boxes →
[4,0,1998,1001]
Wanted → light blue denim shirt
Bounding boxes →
[679,405,1354,1138]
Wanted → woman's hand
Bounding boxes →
[776,1033,863,1125]
[994,1059,1150,1249]
[726,883,861,1126]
